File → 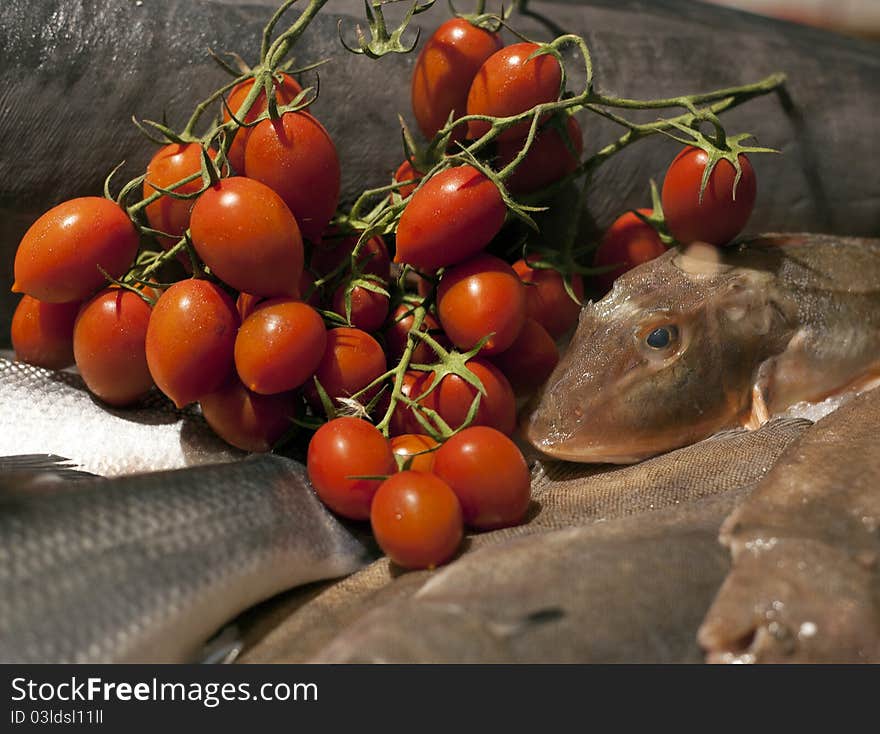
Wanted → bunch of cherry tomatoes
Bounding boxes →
[9,5,763,571]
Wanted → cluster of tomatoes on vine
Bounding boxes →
[9,1,771,571]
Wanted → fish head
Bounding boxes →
[524,242,796,463]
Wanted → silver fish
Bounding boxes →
[525,234,880,463]
[0,357,244,476]
[0,454,371,663]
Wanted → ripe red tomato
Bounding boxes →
[244,111,340,243]
[189,177,303,298]
[593,209,667,293]
[223,72,303,173]
[388,369,431,436]
[307,327,387,410]
[370,471,463,569]
[331,283,389,333]
[307,416,396,520]
[497,115,583,194]
[433,426,531,529]
[512,256,584,339]
[311,230,390,280]
[143,143,216,248]
[437,253,526,355]
[411,18,503,143]
[145,279,239,408]
[13,197,139,303]
[199,377,299,453]
[390,433,439,473]
[234,298,326,394]
[393,159,423,199]
[384,304,446,364]
[466,42,562,141]
[661,146,757,246]
[491,317,559,394]
[395,166,506,269]
[73,288,154,406]
[11,295,80,370]
[417,358,516,435]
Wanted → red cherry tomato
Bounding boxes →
[437,253,526,355]
[388,370,431,436]
[189,176,303,298]
[395,166,506,269]
[433,426,531,529]
[593,209,667,293]
[466,42,562,141]
[199,377,299,453]
[143,143,216,248]
[145,279,239,408]
[307,327,387,410]
[13,197,139,303]
[370,471,463,569]
[661,146,756,246]
[512,256,584,339]
[307,416,396,520]
[234,298,327,394]
[390,433,439,473]
[223,72,303,173]
[73,288,154,406]
[236,292,264,322]
[311,230,390,281]
[411,18,503,143]
[11,295,80,370]
[393,159,423,200]
[384,304,446,364]
[331,283,390,333]
[244,111,340,243]
[417,358,516,436]
[497,115,583,194]
[491,318,559,394]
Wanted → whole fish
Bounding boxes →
[525,234,880,463]
[698,388,880,663]
[2,0,880,343]
[0,454,371,663]
[0,357,244,476]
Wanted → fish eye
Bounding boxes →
[645,326,678,349]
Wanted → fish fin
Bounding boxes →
[0,454,99,495]
[744,382,771,430]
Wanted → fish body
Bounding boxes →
[0,357,244,476]
[0,454,371,663]
[526,234,880,463]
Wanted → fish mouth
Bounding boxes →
[525,431,661,465]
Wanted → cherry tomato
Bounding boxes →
[437,253,526,355]
[199,377,299,453]
[234,298,326,394]
[11,295,80,370]
[411,18,503,143]
[307,327,387,410]
[466,42,562,141]
[143,143,216,248]
[661,146,757,246]
[497,115,583,194]
[189,176,303,298]
[395,166,505,269]
[223,72,303,173]
[311,230,390,281]
[73,288,154,406]
[244,111,340,243]
[433,426,531,529]
[384,304,446,364]
[417,358,516,436]
[13,197,139,303]
[491,317,559,394]
[593,209,667,293]
[236,292,264,322]
[331,283,389,333]
[512,256,584,339]
[307,416,396,520]
[370,471,463,569]
[390,433,439,473]
[388,369,431,436]
[145,279,239,408]
[393,159,423,200]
